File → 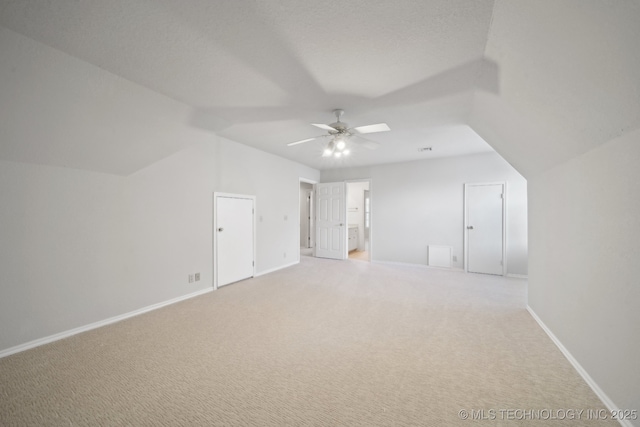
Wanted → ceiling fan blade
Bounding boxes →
[311,123,337,131]
[287,134,331,147]
[352,123,390,134]
[353,135,381,150]
[287,137,317,146]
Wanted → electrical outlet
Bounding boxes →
[195,273,200,281]
[188,274,194,283]
[283,252,287,258]
[452,255,457,262]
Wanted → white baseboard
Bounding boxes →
[0,288,213,359]
[373,260,465,273]
[255,260,299,277]
[526,306,633,427]
[507,273,529,279]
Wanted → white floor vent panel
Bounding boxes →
[428,245,452,268]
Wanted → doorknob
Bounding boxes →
[218,227,224,232]
[467,226,474,230]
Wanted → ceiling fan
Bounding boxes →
[287,109,390,158]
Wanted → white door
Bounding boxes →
[315,182,346,260]
[465,183,505,275]
[215,194,255,287]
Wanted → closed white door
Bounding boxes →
[465,183,505,275]
[315,182,346,260]
[215,194,255,287]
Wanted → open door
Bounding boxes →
[315,182,347,260]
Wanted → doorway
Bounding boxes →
[299,179,316,258]
[299,179,372,262]
[347,180,371,262]
[464,182,505,275]
[213,192,256,288]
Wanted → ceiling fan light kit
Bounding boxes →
[322,140,335,157]
[288,109,389,159]
[322,138,351,158]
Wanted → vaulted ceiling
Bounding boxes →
[1,0,638,176]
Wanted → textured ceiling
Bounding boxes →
[1,1,638,175]
[0,0,496,171]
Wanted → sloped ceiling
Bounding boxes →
[473,0,640,177]
[1,0,638,176]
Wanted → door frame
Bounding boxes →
[299,178,318,261]
[346,179,372,262]
[213,192,256,290]
[463,182,506,275]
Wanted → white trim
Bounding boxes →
[0,288,212,359]
[255,261,299,277]
[526,306,632,427]
[213,192,257,290]
[506,273,529,279]
[464,181,507,276]
[299,177,318,185]
[373,260,465,273]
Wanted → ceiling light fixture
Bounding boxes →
[323,140,336,157]
[324,134,351,158]
[287,110,389,159]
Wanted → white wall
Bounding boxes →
[0,30,319,353]
[0,140,319,354]
[0,27,228,352]
[0,160,128,349]
[125,136,319,305]
[478,2,640,414]
[528,129,640,413]
[216,139,319,272]
[322,152,528,275]
[123,141,219,309]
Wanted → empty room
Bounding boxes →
[0,1,638,426]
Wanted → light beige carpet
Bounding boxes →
[0,257,616,426]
